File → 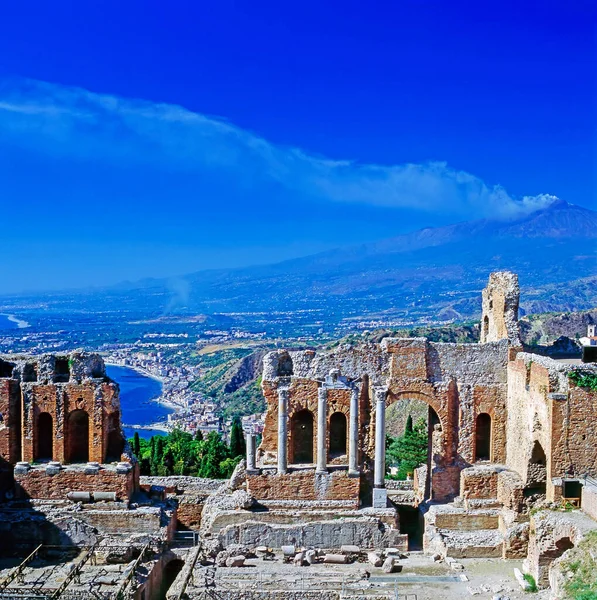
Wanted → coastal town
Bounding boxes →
[106,344,266,440]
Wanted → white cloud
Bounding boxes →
[0,78,556,220]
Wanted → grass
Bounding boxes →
[561,531,597,599]
[523,573,538,593]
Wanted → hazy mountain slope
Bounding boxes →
[6,200,594,326]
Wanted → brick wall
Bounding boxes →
[247,469,360,507]
[14,467,136,500]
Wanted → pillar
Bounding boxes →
[374,388,387,488]
[316,386,328,473]
[348,386,359,476]
[246,433,257,473]
[277,388,288,474]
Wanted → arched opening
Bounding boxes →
[525,440,547,502]
[329,412,347,457]
[67,410,89,463]
[277,351,293,377]
[105,412,123,462]
[291,409,313,464]
[386,399,429,479]
[475,413,491,461]
[483,315,489,340]
[158,558,185,599]
[36,412,53,461]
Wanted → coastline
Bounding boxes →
[105,361,183,413]
[2,313,30,329]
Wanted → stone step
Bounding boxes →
[464,498,502,510]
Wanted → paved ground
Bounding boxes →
[191,552,552,600]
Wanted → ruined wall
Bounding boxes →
[506,357,554,489]
[247,470,360,507]
[550,383,597,480]
[0,378,21,463]
[506,354,597,502]
[480,271,522,346]
[0,351,123,466]
[14,465,136,500]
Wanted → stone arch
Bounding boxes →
[277,351,293,377]
[384,390,453,501]
[329,411,347,456]
[66,410,89,463]
[159,558,185,598]
[525,440,547,498]
[475,413,492,461]
[36,412,53,461]
[483,315,489,341]
[290,409,314,464]
[105,411,123,462]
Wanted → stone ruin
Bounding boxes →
[0,272,595,599]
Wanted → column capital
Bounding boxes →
[374,387,388,403]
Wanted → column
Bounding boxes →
[348,386,359,476]
[316,386,328,473]
[246,433,257,473]
[374,388,387,488]
[277,388,288,474]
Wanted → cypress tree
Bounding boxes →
[405,415,413,434]
[133,431,141,457]
[194,428,204,442]
[229,416,246,458]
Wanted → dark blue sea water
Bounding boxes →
[0,315,18,330]
[106,365,172,440]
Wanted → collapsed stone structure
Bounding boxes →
[225,271,597,590]
[1,273,596,598]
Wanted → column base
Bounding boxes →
[277,469,288,476]
[246,468,261,476]
[316,468,328,474]
[348,470,360,478]
[372,487,388,508]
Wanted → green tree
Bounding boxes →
[132,431,141,457]
[387,418,428,480]
[194,428,204,442]
[198,432,230,478]
[229,416,246,458]
[405,415,413,434]
[151,436,165,476]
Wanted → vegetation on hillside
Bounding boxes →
[561,530,597,599]
[130,416,246,478]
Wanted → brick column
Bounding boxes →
[316,386,328,473]
[277,388,288,475]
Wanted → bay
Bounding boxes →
[105,364,172,440]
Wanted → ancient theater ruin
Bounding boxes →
[0,272,596,599]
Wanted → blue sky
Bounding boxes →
[0,1,594,293]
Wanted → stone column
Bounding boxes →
[374,388,387,488]
[246,433,257,473]
[277,388,289,475]
[316,386,328,473]
[348,386,359,476]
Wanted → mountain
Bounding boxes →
[170,199,596,320]
[7,200,596,331]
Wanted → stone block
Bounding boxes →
[372,488,388,508]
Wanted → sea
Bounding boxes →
[105,364,173,440]
[0,315,19,330]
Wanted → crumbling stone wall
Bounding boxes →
[480,271,522,346]
[247,469,360,506]
[506,354,597,502]
[14,465,136,500]
[0,351,123,466]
